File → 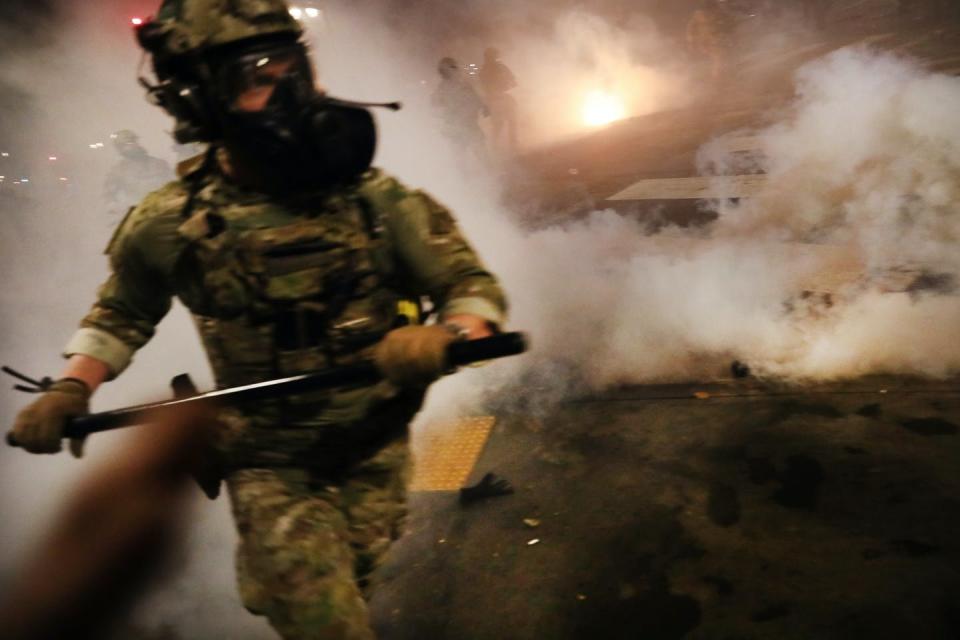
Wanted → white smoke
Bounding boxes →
[484,9,696,146]
[419,46,960,421]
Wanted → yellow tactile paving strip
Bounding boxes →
[410,416,496,492]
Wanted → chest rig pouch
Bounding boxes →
[174,190,400,391]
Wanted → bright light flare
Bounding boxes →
[305,7,319,18]
[289,7,303,20]
[131,17,143,26]
[582,90,626,128]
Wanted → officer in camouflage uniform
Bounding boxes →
[9,1,507,638]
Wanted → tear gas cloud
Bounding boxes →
[2,0,960,637]
[307,6,960,417]
[419,47,960,417]
[453,8,696,146]
[366,0,699,146]
[699,48,960,379]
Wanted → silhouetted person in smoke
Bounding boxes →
[686,0,734,87]
[478,47,519,155]
[432,56,489,160]
[103,129,171,222]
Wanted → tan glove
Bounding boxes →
[11,379,91,457]
[374,325,458,388]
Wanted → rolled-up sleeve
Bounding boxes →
[63,327,137,376]
[65,208,176,378]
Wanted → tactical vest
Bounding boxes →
[171,170,406,424]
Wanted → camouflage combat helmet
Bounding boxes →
[135,0,305,143]
[142,0,303,58]
[111,128,144,156]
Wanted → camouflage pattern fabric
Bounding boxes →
[153,0,303,56]
[84,159,505,380]
[229,431,410,640]
[82,159,505,452]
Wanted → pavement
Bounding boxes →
[372,377,960,639]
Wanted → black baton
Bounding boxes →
[6,332,527,447]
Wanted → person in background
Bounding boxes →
[103,129,172,222]
[478,47,519,154]
[432,56,489,160]
[686,0,735,86]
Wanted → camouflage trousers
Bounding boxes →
[226,433,411,640]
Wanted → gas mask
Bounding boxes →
[213,41,393,192]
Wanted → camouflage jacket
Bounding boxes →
[65,154,506,433]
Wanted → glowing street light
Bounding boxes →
[48,156,58,161]
[582,90,626,128]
